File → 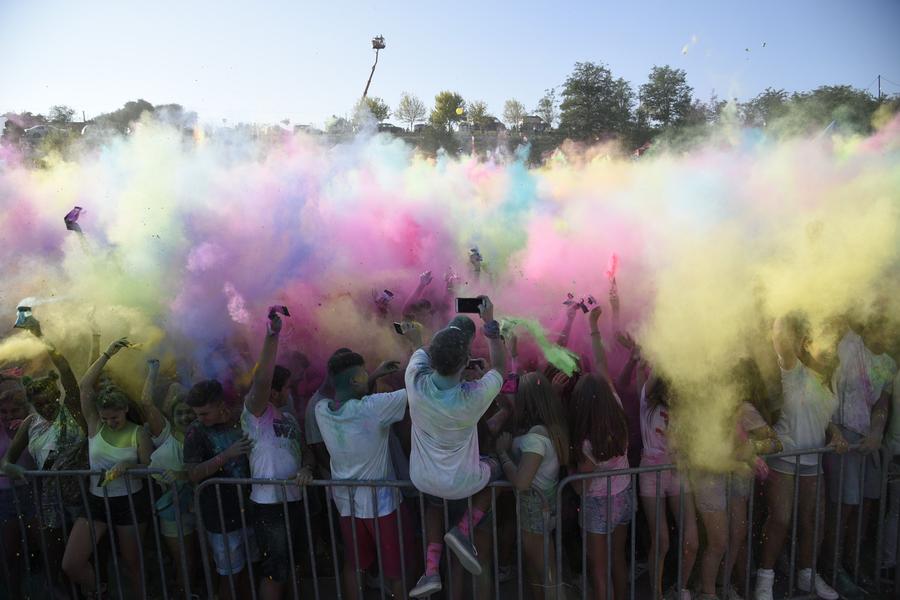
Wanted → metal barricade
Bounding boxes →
[2,446,898,599]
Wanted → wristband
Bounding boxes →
[102,352,112,360]
[483,320,501,339]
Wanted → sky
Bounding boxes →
[2,0,899,128]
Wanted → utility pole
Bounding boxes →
[363,35,386,99]
[877,75,882,101]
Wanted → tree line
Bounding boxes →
[4,61,898,162]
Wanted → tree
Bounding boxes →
[503,99,526,131]
[741,88,789,127]
[535,89,558,128]
[467,100,490,130]
[325,115,352,134]
[48,105,76,124]
[395,92,427,131]
[559,62,635,140]
[430,91,465,132]
[363,96,391,122]
[96,99,155,132]
[791,85,878,132]
[639,65,693,128]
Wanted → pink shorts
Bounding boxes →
[339,503,417,579]
[639,465,688,498]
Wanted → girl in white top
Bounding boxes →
[755,314,847,600]
[496,371,570,600]
[61,339,152,600]
[141,359,198,596]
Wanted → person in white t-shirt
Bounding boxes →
[755,313,847,600]
[140,360,199,597]
[821,326,896,596]
[315,349,417,600]
[241,309,315,600]
[405,297,506,598]
[495,370,569,600]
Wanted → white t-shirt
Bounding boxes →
[149,420,184,472]
[512,426,559,497]
[305,390,326,445]
[639,383,670,464]
[241,403,304,504]
[832,331,898,435]
[775,361,837,465]
[315,390,408,518]
[406,348,503,499]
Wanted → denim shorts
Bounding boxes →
[580,487,633,534]
[691,472,751,513]
[206,526,261,576]
[515,490,556,535]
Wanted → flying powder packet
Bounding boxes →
[64,206,83,232]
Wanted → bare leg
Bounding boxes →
[641,495,670,600]
[698,509,728,596]
[760,470,793,569]
[62,518,108,593]
[668,493,699,591]
[115,524,147,599]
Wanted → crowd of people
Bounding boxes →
[0,270,898,600]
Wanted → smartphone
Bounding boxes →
[393,322,404,335]
[456,297,482,314]
[500,373,519,394]
[268,305,291,317]
[466,358,486,370]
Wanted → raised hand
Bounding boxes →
[105,338,131,358]
[478,296,495,323]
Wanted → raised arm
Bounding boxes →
[368,360,401,394]
[140,359,167,437]
[588,307,611,383]
[22,315,85,430]
[556,303,578,347]
[772,316,799,371]
[402,271,433,317]
[615,331,640,393]
[245,311,283,417]
[80,338,130,436]
[480,296,507,377]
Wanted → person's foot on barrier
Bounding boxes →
[797,568,839,600]
[753,568,774,600]
[409,573,442,597]
[444,525,482,575]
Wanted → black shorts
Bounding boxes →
[87,487,151,526]
[252,501,310,582]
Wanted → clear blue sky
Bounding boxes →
[2,0,899,127]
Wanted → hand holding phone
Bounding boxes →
[500,373,519,394]
[456,297,482,314]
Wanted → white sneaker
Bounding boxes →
[754,569,774,600]
[797,568,838,600]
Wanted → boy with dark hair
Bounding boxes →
[315,350,414,599]
[241,309,315,600]
[405,296,507,597]
[184,378,258,600]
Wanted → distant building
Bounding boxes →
[520,115,548,133]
